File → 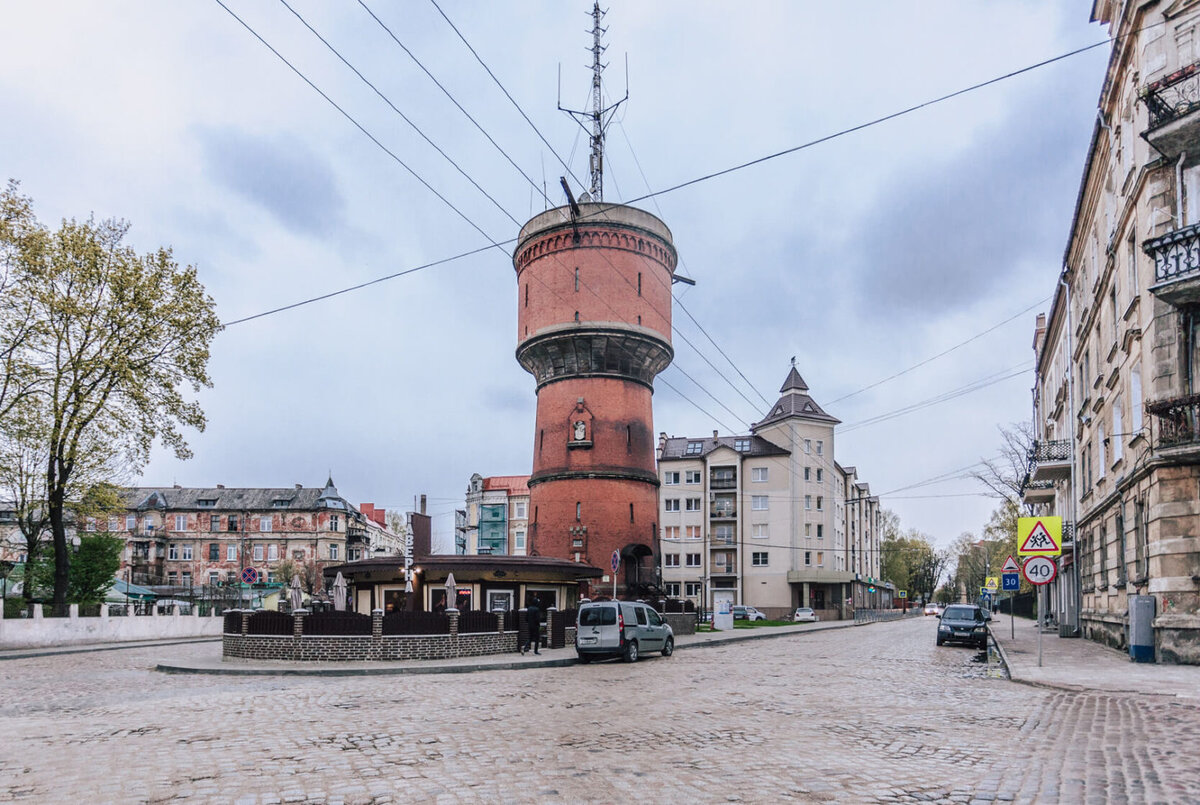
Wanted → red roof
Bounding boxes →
[482,475,530,495]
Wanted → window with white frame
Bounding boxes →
[804,466,811,481]
[752,523,768,539]
[181,544,193,560]
[260,516,272,532]
[685,553,701,567]
[108,517,119,532]
[804,523,811,537]
[226,545,237,562]
[253,545,264,562]
[817,524,824,539]
[1131,366,1143,433]
[804,439,812,454]
[805,495,812,510]
[685,497,701,512]
[664,499,680,512]
[752,552,768,566]
[665,582,681,597]
[329,544,339,560]
[685,441,703,455]
[686,525,702,539]
[816,496,824,511]
[685,581,701,597]
[816,468,823,482]
[816,440,823,456]
[208,571,219,586]
[734,438,751,452]
[751,466,768,482]
[86,517,96,532]
[685,470,702,484]
[126,515,136,531]
[329,515,339,532]
[174,515,186,531]
[168,544,178,560]
[664,553,680,567]
[515,530,526,551]
[181,571,192,586]
[817,551,824,566]
[804,551,812,566]
[663,526,680,540]
[268,544,278,561]
[1112,395,1124,463]
[514,502,527,519]
[752,495,768,511]
[1098,422,1107,478]
[664,471,680,485]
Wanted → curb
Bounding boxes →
[153,617,894,677]
[0,636,222,662]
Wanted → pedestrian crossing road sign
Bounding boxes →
[985,576,999,591]
[1018,517,1062,556]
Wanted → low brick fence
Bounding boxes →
[223,608,578,662]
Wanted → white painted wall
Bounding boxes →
[0,606,223,650]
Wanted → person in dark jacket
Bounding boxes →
[521,600,542,655]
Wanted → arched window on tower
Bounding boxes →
[575,267,579,291]
[574,311,580,322]
[630,503,635,523]
[637,272,642,296]
[576,502,581,522]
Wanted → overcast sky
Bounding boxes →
[1,1,1110,549]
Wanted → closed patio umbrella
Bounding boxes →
[289,575,303,611]
[332,572,347,612]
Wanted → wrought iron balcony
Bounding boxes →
[1144,223,1200,305]
[1141,60,1200,157]
[1029,439,1072,483]
[1021,477,1056,505]
[1147,393,1200,450]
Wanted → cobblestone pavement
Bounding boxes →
[1,618,1197,804]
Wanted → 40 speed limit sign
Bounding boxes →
[1022,556,1058,586]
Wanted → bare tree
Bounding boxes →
[972,422,1034,506]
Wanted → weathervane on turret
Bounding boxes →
[559,1,627,202]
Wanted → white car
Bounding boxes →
[792,607,819,623]
[732,605,767,621]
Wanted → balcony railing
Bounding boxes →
[1030,440,1071,463]
[1144,222,1200,287]
[709,478,737,490]
[1147,393,1200,449]
[709,507,737,520]
[1142,61,1200,129]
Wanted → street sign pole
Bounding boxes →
[1011,589,1015,641]
[1038,586,1043,668]
[611,550,620,599]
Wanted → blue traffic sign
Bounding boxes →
[611,550,620,573]
[1002,572,1020,591]
[240,566,259,585]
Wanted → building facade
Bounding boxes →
[514,202,678,598]
[113,478,401,590]
[1023,0,1200,663]
[657,367,884,619]
[455,474,531,556]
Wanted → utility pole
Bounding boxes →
[559,1,627,201]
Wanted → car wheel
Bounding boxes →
[623,640,639,663]
[661,637,674,657]
[576,652,592,664]
[936,636,945,646]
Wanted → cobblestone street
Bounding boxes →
[1,618,1197,804]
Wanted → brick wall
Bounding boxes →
[223,630,523,662]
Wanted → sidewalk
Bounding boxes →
[0,635,220,662]
[990,614,1200,702]
[155,618,869,676]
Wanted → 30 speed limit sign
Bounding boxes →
[1022,556,1057,586]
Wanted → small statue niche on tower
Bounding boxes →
[567,397,594,449]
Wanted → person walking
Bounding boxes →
[521,600,542,655]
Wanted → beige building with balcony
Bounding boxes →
[1023,0,1200,664]
[657,366,885,620]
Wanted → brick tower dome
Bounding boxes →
[513,202,676,598]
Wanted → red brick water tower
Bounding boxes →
[513,202,676,597]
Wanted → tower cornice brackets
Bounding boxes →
[514,221,677,276]
[516,327,673,390]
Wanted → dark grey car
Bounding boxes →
[936,604,989,649]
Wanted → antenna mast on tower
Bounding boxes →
[559,1,627,202]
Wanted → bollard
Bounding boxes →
[69,603,79,620]
[100,603,110,620]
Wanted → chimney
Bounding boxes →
[420,494,427,515]
[216,484,225,489]
[1032,312,1047,358]
[295,483,302,489]
[173,483,181,489]
[713,429,719,440]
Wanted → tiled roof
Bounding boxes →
[482,475,531,495]
[659,434,789,460]
[122,484,360,515]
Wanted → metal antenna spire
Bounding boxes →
[559,1,627,202]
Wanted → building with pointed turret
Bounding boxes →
[657,365,885,619]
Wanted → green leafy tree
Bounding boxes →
[66,533,124,604]
[0,183,220,610]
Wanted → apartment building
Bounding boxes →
[657,366,885,619]
[112,478,400,588]
[455,474,530,556]
[1023,0,1200,663]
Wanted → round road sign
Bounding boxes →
[1021,556,1057,586]
[240,566,259,585]
[611,550,620,573]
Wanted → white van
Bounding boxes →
[575,601,674,663]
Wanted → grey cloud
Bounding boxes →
[196,127,345,236]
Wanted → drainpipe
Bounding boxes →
[1060,270,1081,637]
[1177,152,1187,227]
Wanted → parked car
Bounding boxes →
[792,607,818,623]
[923,602,938,616]
[732,605,767,621]
[936,604,989,649]
[575,600,674,663]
